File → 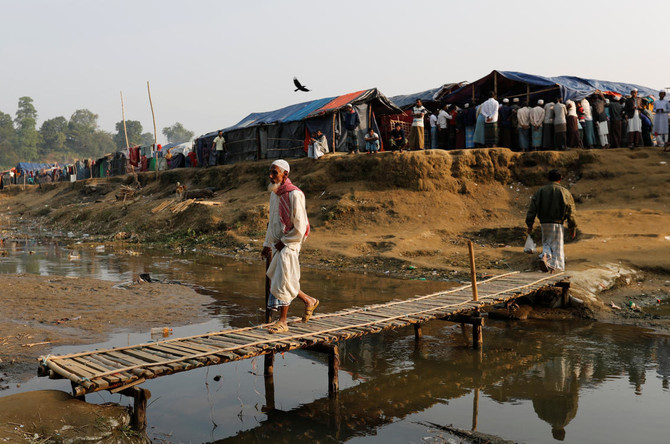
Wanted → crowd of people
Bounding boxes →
[415,88,669,152]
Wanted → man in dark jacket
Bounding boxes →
[526,169,577,272]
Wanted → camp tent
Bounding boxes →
[15,162,53,175]
[441,70,658,105]
[193,88,402,165]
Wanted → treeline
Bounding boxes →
[0,96,194,169]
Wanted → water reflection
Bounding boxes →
[1,238,669,443]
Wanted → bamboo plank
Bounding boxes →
[71,357,120,384]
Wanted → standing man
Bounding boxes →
[581,98,595,149]
[498,98,513,148]
[480,91,499,147]
[517,102,531,152]
[429,110,438,149]
[553,98,568,150]
[592,91,609,148]
[653,90,669,147]
[542,99,555,150]
[526,169,577,273]
[609,97,624,148]
[343,104,360,154]
[409,99,428,150]
[463,103,477,148]
[530,99,546,151]
[262,159,319,333]
[625,89,643,148]
[437,105,452,149]
[566,99,581,148]
[211,130,227,166]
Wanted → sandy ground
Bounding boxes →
[1,147,669,441]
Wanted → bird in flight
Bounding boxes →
[293,77,310,92]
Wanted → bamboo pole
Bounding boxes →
[120,91,130,148]
[147,81,157,147]
[468,241,478,302]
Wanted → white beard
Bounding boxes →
[267,182,279,193]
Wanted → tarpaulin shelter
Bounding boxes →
[194,88,401,164]
[15,162,53,175]
[442,70,658,106]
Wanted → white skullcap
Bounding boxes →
[605,98,610,103]
[345,103,353,108]
[632,88,638,92]
[538,99,544,105]
[502,98,509,103]
[513,98,519,103]
[272,159,290,173]
[464,103,470,108]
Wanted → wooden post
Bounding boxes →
[147,81,157,147]
[264,257,274,376]
[256,126,262,161]
[472,309,483,349]
[120,386,151,430]
[414,323,422,341]
[328,344,340,395]
[555,281,571,307]
[471,84,475,103]
[526,84,530,105]
[493,71,498,98]
[472,387,480,431]
[468,241,478,301]
[120,91,130,149]
[263,362,275,412]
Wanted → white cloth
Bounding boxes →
[553,102,567,125]
[213,135,226,151]
[479,98,499,122]
[628,110,642,132]
[566,100,577,117]
[653,99,669,135]
[543,103,554,124]
[308,135,329,159]
[412,106,427,127]
[530,106,546,127]
[517,107,531,128]
[540,223,565,271]
[429,114,438,128]
[598,121,609,145]
[264,190,309,303]
[437,109,451,129]
[581,99,593,121]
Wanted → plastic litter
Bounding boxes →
[523,235,537,254]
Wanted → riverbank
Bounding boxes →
[1,147,670,381]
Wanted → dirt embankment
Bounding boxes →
[4,148,670,276]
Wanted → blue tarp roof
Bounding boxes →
[389,87,443,110]
[442,70,659,104]
[15,162,53,173]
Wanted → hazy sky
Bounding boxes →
[2,0,668,143]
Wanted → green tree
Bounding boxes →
[14,96,39,161]
[66,109,99,157]
[141,132,154,146]
[39,116,68,157]
[162,122,194,144]
[0,111,17,168]
[113,120,144,148]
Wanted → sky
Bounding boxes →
[1,0,669,144]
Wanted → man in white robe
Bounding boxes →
[308,130,329,159]
[262,159,319,333]
[653,90,669,147]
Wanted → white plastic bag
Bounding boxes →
[523,234,536,254]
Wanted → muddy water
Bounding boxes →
[1,239,670,443]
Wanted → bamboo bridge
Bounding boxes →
[37,269,568,429]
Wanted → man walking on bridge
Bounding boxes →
[262,159,319,333]
[525,169,577,272]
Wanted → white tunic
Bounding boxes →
[264,190,309,303]
[653,99,669,135]
[308,135,329,159]
[479,98,499,122]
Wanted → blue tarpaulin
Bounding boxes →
[442,70,659,104]
[15,162,53,174]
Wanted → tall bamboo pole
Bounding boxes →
[120,92,130,148]
[147,81,157,147]
[468,241,479,301]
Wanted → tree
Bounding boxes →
[162,122,194,144]
[0,111,17,168]
[113,120,144,148]
[39,116,68,157]
[141,132,154,146]
[66,109,99,156]
[14,96,39,161]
